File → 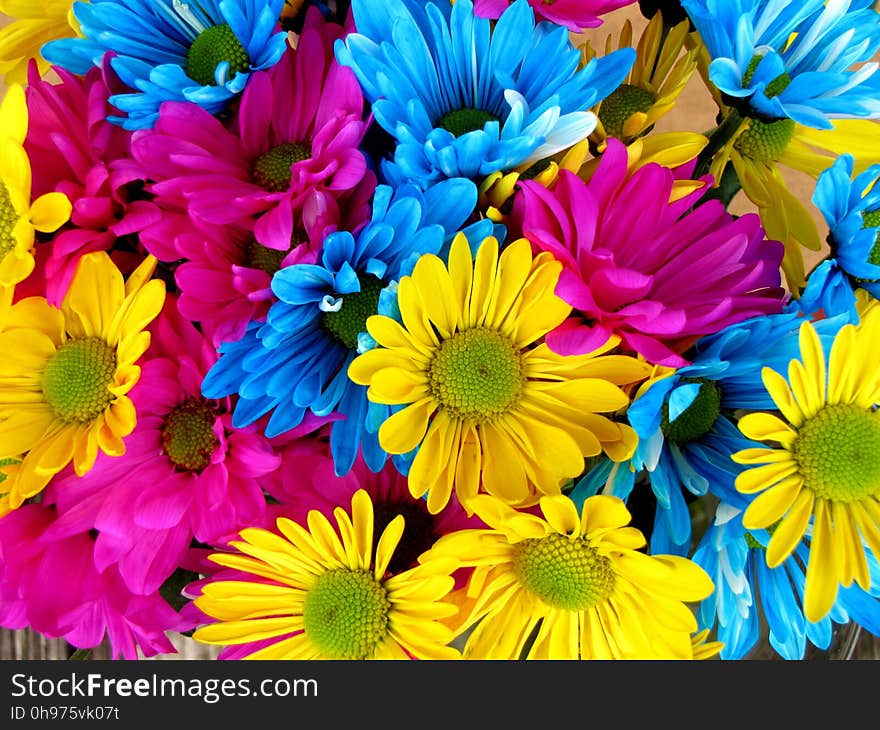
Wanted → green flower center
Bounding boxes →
[0,180,20,260]
[42,337,117,423]
[428,326,525,422]
[742,54,793,99]
[186,24,250,87]
[513,533,616,611]
[744,521,779,550]
[251,142,312,193]
[864,210,880,271]
[794,404,880,503]
[734,116,796,164]
[438,108,499,137]
[302,568,391,659]
[598,84,655,140]
[160,397,220,473]
[320,275,384,350]
[245,239,289,276]
[660,379,722,446]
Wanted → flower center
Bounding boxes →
[320,275,384,350]
[0,180,21,260]
[742,54,793,99]
[438,108,499,137]
[598,84,655,140]
[244,239,289,276]
[160,397,220,473]
[428,327,525,422]
[513,533,616,611]
[744,521,779,550]
[186,24,250,86]
[794,403,880,503]
[734,117,796,163]
[302,568,391,659]
[251,142,312,193]
[372,500,437,575]
[42,337,117,423]
[660,378,722,446]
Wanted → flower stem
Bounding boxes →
[693,108,743,180]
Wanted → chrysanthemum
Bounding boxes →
[0,0,78,85]
[693,501,880,660]
[348,233,650,514]
[41,0,288,130]
[201,179,486,476]
[23,62,161,306]
[335,0,635,189]
[190,489,461,659]
[0,251,165,516]
[44,296,281,595]
[131,10,371,251]
[473,0,637,32]
[0,83,72,287]
[517,139,786,367]
[424,493,714,659]
[732,307,880,622]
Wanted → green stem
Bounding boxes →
[68,648,92,660]
[693,108,743,180]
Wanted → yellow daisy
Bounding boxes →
[0,250,165,516]
[192,489,461,660]
[0,1,79,85]
[348,234,651,514]
[732,308,880,623]
[0,83,72,286]
[422,493,714,659]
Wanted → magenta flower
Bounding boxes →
[517,139,786,366]
[131,8,371,252]
[23,62,161,306]
[0,504,189,659]
[473,0,637,31]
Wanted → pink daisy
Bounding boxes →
[516,139,786,366]
[473,0,637,32]
[22,61,161,306]
[131,8,371,252]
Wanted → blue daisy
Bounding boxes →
[42,0,288,130]
[201,178,495,476]
[693,502,880,660]
[680,0,880,129]
[334,0,634,189]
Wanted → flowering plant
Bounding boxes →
[0,0,878,661]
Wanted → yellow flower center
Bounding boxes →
[734,117,796,164]
[598,83,655,140]
[186,24,250,86]
[251,142,312,193]
[42,337,117,423]
[794,404,880,503]
[0,180,21,259]
[302,568,391,659]
[513,533,616,611]
[160,397,220,472]
[428,326,525,422]
[321,276,384,350]
[660,379,722,445]
[438,108,499,137]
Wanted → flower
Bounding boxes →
[348,233,650,514]
[0,83,72,287]
[0,0,79,85]
[473,0,637,32]
[517,139,786,367]
[335,0,635,188]
[0,251,165,516]
[201,178,483,476]
[424,493,714,659]
[42,0,289,130]
[190,489,461,659]
[131,9,372,251]
[680,0,880,130]
[732,308,880,622]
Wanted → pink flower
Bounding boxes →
[473,0,637,32]
[517,139,786,366]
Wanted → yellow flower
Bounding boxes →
[348,234,650,514]
[0,251,165,516]
[0,83,71,286]
[0,1,79,85]
[192,489,461,660]
[422,493,714,659]
[732,308,880,623]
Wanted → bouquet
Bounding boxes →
[0,0,878,661]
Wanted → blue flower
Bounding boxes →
[334,0,634,189]
[693,502,880,660]
[680,0,880,129]
[201,178,487,476]
[42,0,288,130]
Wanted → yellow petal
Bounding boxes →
[28,191,71,232]
[377,397,436,454]
[762,488,815,567]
